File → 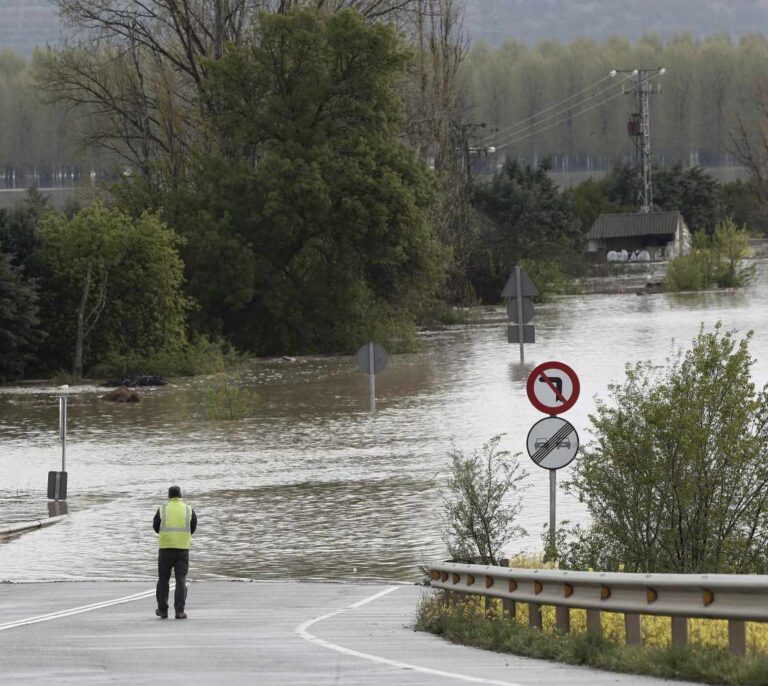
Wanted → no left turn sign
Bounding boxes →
[526,361,580,415]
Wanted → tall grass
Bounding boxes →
[417,592,768,685]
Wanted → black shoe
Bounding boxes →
[175,611,187,619]
[155,608,168,619]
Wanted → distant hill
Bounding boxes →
[2,0,768,56]
[462,0,768,45]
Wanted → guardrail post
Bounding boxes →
[528,603,542,630]
[624,613,642,646]
[728,620,746,656]
[671,616,688,647]
[502,598,516,619]
[586,609,602,636]
[555,606,570,633]
[485,596,496,617]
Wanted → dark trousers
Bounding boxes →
[156,548,189,612]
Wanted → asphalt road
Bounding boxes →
[0,581,691,685]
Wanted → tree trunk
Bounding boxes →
[73,263,93,378]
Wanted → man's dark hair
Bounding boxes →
[168,486,182,498]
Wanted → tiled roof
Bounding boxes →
[587,211,684,239]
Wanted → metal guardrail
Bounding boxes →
[0,515,68,541]
[427,561,768,655]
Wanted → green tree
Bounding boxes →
[563,324,768,574]
[0,251,41,381]
[470,159,583,302]
[37,202,190,376]
[441,435,528,565]
[164,9,445,354]
[654,164,722,233]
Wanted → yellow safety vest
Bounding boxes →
[158,498,192,549]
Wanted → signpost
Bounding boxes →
[48,391,69,504]
[525,362,581,552]
[501,265,538,362]
[355,342,388,412]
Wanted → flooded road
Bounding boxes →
[2,261,767,583]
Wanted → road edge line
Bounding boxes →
[294,586,523,686]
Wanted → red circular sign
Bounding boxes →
[526,361,580,415]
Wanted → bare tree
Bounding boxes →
[404,0,473,302]
[45,0,427,179]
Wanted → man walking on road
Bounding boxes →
[153,486,197,619]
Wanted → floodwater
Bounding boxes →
[1,261,767,583]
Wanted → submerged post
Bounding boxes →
[515,266,524,363]
[368,341,376,413]
[59,395,68,472]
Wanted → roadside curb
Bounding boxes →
[0,515,68,541]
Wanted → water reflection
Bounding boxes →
[1,261,767,582]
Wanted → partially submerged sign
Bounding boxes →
[355,343,388,375]
[501,269,539,298]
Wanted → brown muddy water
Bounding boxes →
[2,261,767,583]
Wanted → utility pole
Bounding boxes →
[617,68,665,213]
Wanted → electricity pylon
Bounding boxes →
[617,67,665,213]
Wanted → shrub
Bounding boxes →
[441,435,529,565]
[560,323,768,574]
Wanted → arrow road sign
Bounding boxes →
[526,361,580,415]
[526,417,579,470]
[501,268,539,298]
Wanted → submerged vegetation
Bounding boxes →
[665,219,756,291]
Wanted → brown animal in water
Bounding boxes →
[102,386,140,403]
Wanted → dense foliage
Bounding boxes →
[35,203,189,376]
[0,250,40,381]
[561,324,768,574]
[121,10,445,355]
[470,160,583,302]
[665,219,755,291]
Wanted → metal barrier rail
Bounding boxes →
[427,561,768,655]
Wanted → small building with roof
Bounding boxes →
[586,210,690,262]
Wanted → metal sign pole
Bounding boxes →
[368,342,376,413]
[549,469,556,553]
[59,396,67,472]
[515,266,524,363]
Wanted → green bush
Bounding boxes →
[665,219,755,292]
[89,336,242,379]
[441,435,529,565]
[560,323,768,574]
[206,371,259,420]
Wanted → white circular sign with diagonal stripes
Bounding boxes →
[526,417,579,471]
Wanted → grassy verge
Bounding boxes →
[416,592,768,685]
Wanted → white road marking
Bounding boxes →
[0,584,174,633]
[294,586,524,686]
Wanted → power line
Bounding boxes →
[493,88,629,150]
[492,71,620,138]
[490,75,632,145]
